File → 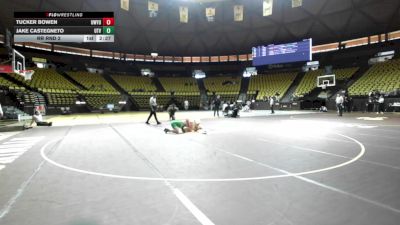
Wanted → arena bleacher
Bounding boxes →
[334,67,359,81]
[12,68,77,90]
[204,76,241,102]
[111,75,157,92]
[248,72,297,100]
[0,75,35,107]
[67,71,122,109]
[111,75,162,109]
[5,69,79,107]
[294,69,323,97]
[77,90,122,109]
[67,71,117,92]
[157,77,200,109]
[295,67,359,97]
[158,77,199,92]
[349,59,400,96]
[0,75,18,89]
[0,59,398,113]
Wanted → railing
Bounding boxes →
[2,29,399,64]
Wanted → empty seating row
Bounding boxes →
[204,76,241,93]
[84,94,122,109]
[248,72,297,100]
[111,75,157,92]
[130,92,170,109]
[45,93,77,106]
[295,70,324,97]
[208,92,239,104]
[129,91,200,110]
[158,77,199,92]
[11,69,78,90]
[349,59,400,96]
[334,67,358,80]
[67,71,116,91]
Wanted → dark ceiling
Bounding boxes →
[0,0,399,56]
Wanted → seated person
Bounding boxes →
[224,102,240,118]
[242,101,251,112]
[223,102,231,116]
[28,111,52,127]
[231,104,240,118]
[164,119,201,134]
[320,106,328,112]
[242,104,250,112]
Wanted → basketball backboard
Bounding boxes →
[12,49,26,75]
[317,74,336,88]
[11,49,33,80]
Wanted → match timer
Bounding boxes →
[13,12,115,43]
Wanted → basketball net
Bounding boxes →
[19,70,35,81]
[321,84,327,90]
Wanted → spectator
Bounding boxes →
[213,95,221,117]
[373,91,380,113]
[335,94,344,116]
[344,95,349,112]
[184,99,189,110]
[347,96,353,113]
[365,93,373,113]
[378,94,385,114]
[269,96,275,114]
[320,106,328,112]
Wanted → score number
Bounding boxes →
[102,18,114,26]
[102,18,114,35]
[103,26,114,34]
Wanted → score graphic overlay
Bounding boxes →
[252,39,312,66]
[14,12,114,43]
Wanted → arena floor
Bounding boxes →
[0,110,399,225]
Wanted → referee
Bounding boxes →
[146,94,161,125]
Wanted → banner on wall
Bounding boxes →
[180,6,189,23]
[121,0,129,11]
[263,0,273,16]
[292,0,302,8]
[148,1,158,18]
[206,7,215,22]
[32,57,47,63]
[234,5,243,22]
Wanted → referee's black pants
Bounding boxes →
[146,109,160,123]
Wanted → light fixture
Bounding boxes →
[75,101,86,105]
[243,67,257,77]
[192,70,206,79]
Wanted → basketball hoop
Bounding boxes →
[317,74,336,89]
[20,70,34,80]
